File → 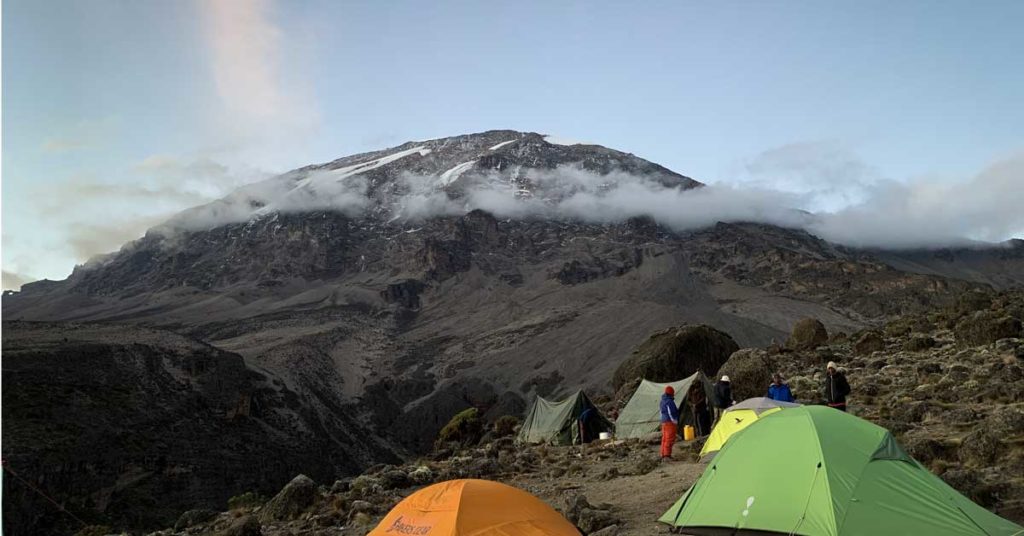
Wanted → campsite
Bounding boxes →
[65,304,1024,535]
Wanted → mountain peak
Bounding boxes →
[161,130,701,233]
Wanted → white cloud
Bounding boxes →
[2,270,35,291]
[806,151,1024,248]
[146,148,1023,251]
[737,140,882,211]
[196,0,318,151]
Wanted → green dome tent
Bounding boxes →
[615,371,714,439]
[660,405,1023,536]
[517,391,612,446]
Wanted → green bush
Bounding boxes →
[434,408,483,449]
[227,491,266,510]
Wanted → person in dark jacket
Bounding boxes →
[823,361,851,411]
[767,373,795,402]
[688,384,713,437]
[659,386,681,460]
[713,375,734,423]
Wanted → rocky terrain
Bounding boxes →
[53,288,1018,536]
[4,130,1024,534]
[1,323,401,535]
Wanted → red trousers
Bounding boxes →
[661,422,678,458]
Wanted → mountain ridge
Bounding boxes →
[4,129,1024,534]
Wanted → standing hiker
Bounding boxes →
[689,383,713,437]
[660,385,680,460]
[823,361,851,412]
[713,375,734,423]
[767,373,795,402]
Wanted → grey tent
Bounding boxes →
[614,371,715,439]
[517,391,613,445]
[729,396,801,413]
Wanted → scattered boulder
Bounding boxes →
[330,479,352,494]
[174,509,218,531]
[955,312,1023,347]
[408,466,435,485]
[901,435,947,464]
[578,508,620,534]
[959,428,1004,467]
[217,515,261,536]
[589,524,620,536]
[612,325,739,391]
[379,469,411,490]
[985,406,1024,437]
[787,318,828,351]
[853,332,885,355]
[349,500,374,514]
[258,474,318,522]
[564,494,620,534]
[434,407,485,450]
[717,348,776,400]
[903,336,936,352]
[633,455,659,476]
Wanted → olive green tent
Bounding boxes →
[517,391,612,446]
[660,405,1023,536]
[614,371,714,439]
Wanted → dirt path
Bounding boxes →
[508,446,707,535]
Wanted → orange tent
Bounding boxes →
[368,479,580,536]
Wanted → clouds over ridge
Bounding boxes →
[151,144,1024,251]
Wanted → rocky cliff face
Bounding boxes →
[3,130,1023,533]
[1,322,399,535]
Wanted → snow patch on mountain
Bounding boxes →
[296,145,427,189]
[438,160,477,186]
[543,135,586,146]
[488,140,517,151]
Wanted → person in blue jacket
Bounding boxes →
[767,373,795,402]
[659,386,680,460]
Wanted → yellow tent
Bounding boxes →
[368,479,580,536]
[699,397,800,458]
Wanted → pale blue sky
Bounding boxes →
[3,1,1023,287]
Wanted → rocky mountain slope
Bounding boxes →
[4,130,1024,534]
[104,289,1024,536]
[1,322,399,535]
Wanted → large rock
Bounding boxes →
[612,325,739,391]
[717,349,776,401]
[257,474,318,522]
[955,311,1022,347]
[564,494,620,534]
[217,515,261,536]
[853,332,886,355]
[787,318,828,351]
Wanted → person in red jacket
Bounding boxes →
[660,385,680,460]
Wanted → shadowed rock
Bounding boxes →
[788,318,829,351]
[612,325,739,391]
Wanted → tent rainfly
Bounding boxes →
[517,390,612,446]
[660,405,1024,536]
[368,479,581,536]
[699,397,801,458]
[615,371,714,439]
